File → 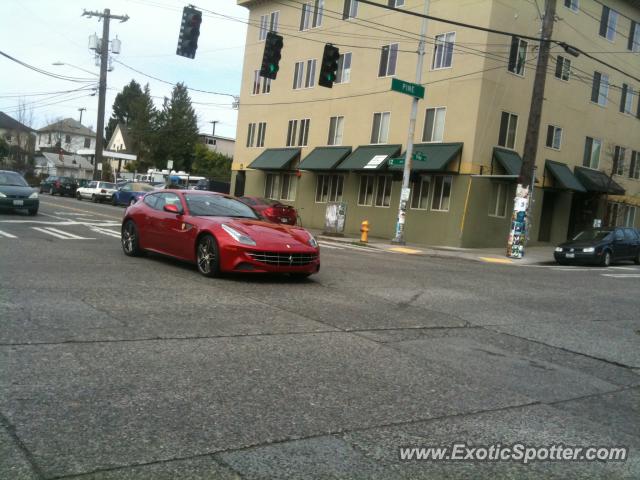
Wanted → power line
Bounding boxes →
[0,50,97,83]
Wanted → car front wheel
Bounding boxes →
[601,250,612,267]
[76,192,82,201]
[196,234,220,277]
[121,220,144,257]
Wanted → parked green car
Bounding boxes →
[0,170,39,215]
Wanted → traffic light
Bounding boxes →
[260,32,284,80]
[318,44,340,88]
[176,6,202,59]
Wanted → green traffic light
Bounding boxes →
[269,64,279,73]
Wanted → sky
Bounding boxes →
[0,0,248,139]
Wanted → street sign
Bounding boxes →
[389,158,404,166]
[413,151,426,162]
[391,78,425,99]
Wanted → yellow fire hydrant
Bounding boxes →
[360,220,369,243]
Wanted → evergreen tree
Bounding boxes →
[128,84,156,171]
[153,83,199,172]
[192,144,232,180]
[105,80,144,142]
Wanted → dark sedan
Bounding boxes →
[40,175,77,196]
[554,227,640,266]
[0,170,39,215]
[111,182,156,206]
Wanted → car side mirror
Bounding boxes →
[163,204,182,214]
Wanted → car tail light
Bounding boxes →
[264,207,275,217]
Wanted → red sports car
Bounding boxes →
[120,190,320,278]
[237,196,298,225]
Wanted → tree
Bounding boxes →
[152,83,199,172]
[127,84,156,170]
[192,143,232,180]
[105,80,144,142]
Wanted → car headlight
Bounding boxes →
[0,192,6,198]
[221,224,256,246]
[29,192,39,199]
[582,247,595,253]
[307,231,318,248]
[554,247,563,252]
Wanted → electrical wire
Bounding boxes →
[0,50,97,83]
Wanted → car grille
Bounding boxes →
[247,251,318,266]
[3,194,27,199]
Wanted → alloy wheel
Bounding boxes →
[122,222,136,255]
[197,237,215,275]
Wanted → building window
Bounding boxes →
[591,71,609,106]
[286,120,298,147]
[335,52,352,84]
[299,118,310,146]
[293,61,304,90]
[508,37,528,76]
[246,123,256,147]
[300,3,311,30]
[498,111,518,149]
[378,44,398,77]
[358,174,375,206]
[343,0,358,20]
[315,174,344,203]
[300,1,323,30]
[620,84,637,114]
[630,21,640,52]
[422,107,446,142]
[431,175,452,212]
[327,116,344,145]
[624,206,636,227]
[256,122,266,147]
[5,134,11,142]
[252,70,272,95]
[599,5,618,41]
[305,59,317,88]
[265,173,279,199]
[489,182,509,217]
[555,56,571,81]
[630,151,640,179]
[583,137,601,169]
[259,11,279,41]
[370,112,390,144]
[432,32,455,70]
[65,134,71,144]
[613,146,626,176]
[545,125,562,150]
[312,0,324,27]
[280,173,297,201]
[390,0,405,6]
[84,137,91,148]
[410,176,431,210]
[374,175,392,207]
[564,0,578,12]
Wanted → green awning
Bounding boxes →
[248,148,300,170]
[492,147,522,176]
[388,143,463,172]
[574,166,625,195]
[298,146,352,171]
[545,160,586,192]
[336,144,401,171]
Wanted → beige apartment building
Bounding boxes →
[232,0,640,247]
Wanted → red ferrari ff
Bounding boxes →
[120,190,320,278]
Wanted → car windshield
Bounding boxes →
[185,194,259,219]
[101,182,116,189]
[572,229,613,242]
[0,171,28,187]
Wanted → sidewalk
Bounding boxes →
[312,230,556,266]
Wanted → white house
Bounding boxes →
[37,118,96,154]
[0,111,35,167]
[35,152,94,179]
[198,133,235,158]
[107,122,131,153]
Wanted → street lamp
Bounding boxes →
[51,62,99,77]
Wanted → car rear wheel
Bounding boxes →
[601,250,611,267]
[196,234,220,277]
[111,195,118,206]
[129,198,136,207]
[121,220,143,257]
[91,194,98,203]
[76,192,82,201]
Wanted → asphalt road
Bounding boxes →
[1,194,639,479]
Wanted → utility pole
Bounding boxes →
[82,8,129,180]
[392,0,430,245]
[209,120,218,138]
[506,0,556,258]
[78,107,86,124]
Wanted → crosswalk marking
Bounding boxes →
[0,229,17,238]
[601,274,640,278]
[90,226,121,238]
[31,227,94,240]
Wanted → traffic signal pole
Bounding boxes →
[392,0,430,245]
[506,0,556,258]
[82,8,129,180]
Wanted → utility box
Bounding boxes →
[323,202,346,236]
